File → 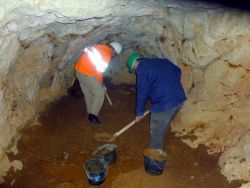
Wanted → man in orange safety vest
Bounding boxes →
[75,42,122,124]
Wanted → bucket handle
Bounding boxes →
[150,158,164,171]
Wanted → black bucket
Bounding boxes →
[84,158,108,185]
[143,148,167,175]
[93,144,117,165]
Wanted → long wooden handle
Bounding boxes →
[113,110,150,138]
[105,92,112,106]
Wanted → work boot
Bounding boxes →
[88,114,101,124]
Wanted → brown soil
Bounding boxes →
[1,84,243,188]
[143,148,167,161]
[86,161,102,172]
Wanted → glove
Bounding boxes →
[101,83,107,92]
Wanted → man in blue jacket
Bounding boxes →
[127,52,187,149]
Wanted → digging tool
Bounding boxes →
[94,110,150,142]
[105,92,112,106]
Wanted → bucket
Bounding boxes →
[93,144,117,165]
[143,148,167,175]
[84,158,108,185]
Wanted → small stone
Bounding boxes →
[10,179,16,186]
[63,152,69,160]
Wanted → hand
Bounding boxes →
[135,116,143,123]
[101,83,107,92]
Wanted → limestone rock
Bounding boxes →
[241,182,250,188]
[219,135,250,182]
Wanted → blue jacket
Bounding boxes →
[136,58,187,116]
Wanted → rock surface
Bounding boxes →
[0,0,250,185]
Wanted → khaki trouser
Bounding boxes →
[75,71,105,116]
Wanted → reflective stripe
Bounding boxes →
[84,47,108,72]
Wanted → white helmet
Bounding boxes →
[109,42,122,55]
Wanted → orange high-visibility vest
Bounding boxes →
[75,45,112,83]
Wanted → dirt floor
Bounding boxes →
[1,84,243,188]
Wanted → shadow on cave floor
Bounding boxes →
[1,83,243,188]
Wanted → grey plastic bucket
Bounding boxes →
[143,148,167,175]
[93,144,117,165]
[84,158,108,185]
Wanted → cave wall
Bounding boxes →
[0,0,250,185]
[161,9,250,182]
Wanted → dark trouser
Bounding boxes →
[150,104,182,149]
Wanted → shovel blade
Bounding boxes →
[94,132,115,143]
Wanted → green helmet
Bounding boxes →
[127,52,140,73]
